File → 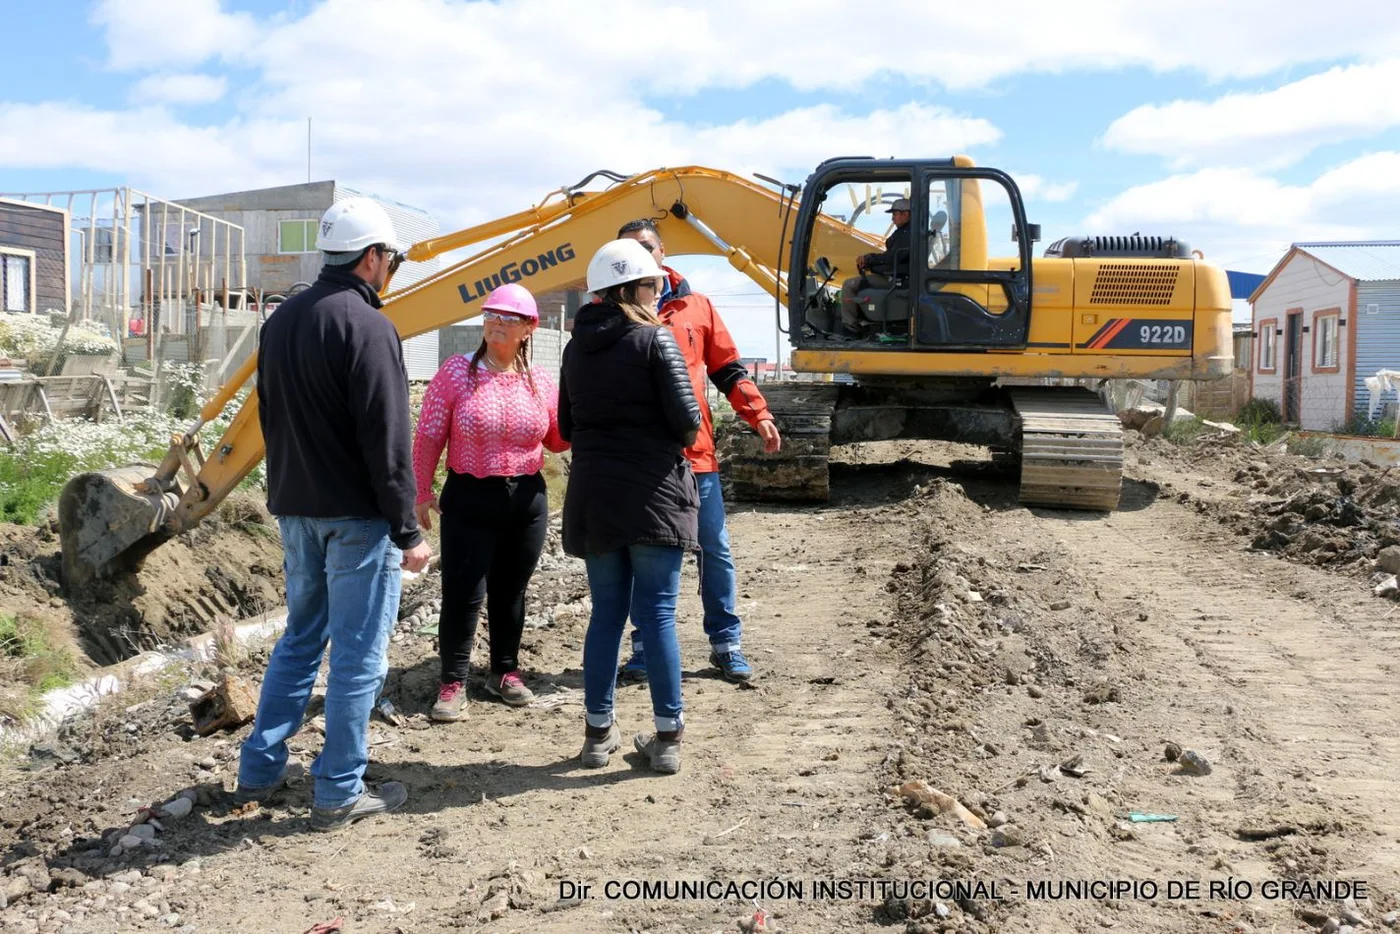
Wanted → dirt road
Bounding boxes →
[3,440,1399,933]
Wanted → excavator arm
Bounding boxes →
[58,166,875,586]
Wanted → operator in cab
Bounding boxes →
[839,197,912,339]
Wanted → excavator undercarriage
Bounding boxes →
[722,381,1123,509]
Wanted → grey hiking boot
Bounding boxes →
[310,781,408,832]
[580,722,620,768]
[633,730,683,774]
[234,761,305,804]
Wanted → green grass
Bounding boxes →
[0,409,184,527]
[1163,416,1207,444]
[1233,397,1288,446]
[0,612,80,719]
[1287,434,1329,458]
[0,456,68,526]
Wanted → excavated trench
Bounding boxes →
[0,494,284,666]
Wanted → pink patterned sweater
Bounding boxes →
[411,356,568,503]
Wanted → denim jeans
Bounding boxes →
[629,471,741,657]
[584,545,684,733]
[237,516,402,809]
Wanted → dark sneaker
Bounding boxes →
[710,648,754,683]
[617,646,648,684]
[234,761,305,804]
[633,731,682,774]
[310,781,408,832]
[431,681,468,722]
[484,671,535,707]
[580,723,620,768]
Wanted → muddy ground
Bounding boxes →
[0,493,285,670]
[3,436,1400,933]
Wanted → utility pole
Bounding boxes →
[307,117,312,183]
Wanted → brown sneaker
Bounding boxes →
[430,681,468,722]
[580,722,621,768]
[484,671,535,707]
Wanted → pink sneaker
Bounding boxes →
[485,671,534,707]
[430,681,468,722]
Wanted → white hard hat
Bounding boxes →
[315,197,403,254]
[586,238,665,294]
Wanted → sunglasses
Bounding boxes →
[637,240,661,253]
[378,245,406,272]
[483,311,530,325]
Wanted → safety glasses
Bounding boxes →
[378,245,406,276]
[483,311,530,325]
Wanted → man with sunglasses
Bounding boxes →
[239,197,431,832]
[615,219,782,684]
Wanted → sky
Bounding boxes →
[3,0,1399,357]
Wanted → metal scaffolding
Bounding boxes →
[0,187,249,358]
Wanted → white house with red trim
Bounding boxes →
[1249,242,1400,430]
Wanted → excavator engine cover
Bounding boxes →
[58,465,181,589]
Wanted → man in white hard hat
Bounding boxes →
[839,197,913,338]
[237,196,431,832]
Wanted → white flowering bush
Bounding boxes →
[0,316,118,372]
[0,386,264,526]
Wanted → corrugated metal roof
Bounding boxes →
[1295,241,1400,281]
[1226,269,1266,298]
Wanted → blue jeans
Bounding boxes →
[238,516,402,809]
[584,545,684,732]
[628,471,741,656]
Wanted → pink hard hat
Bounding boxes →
[480,283,538,320]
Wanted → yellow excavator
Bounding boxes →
[57,156,1232,586]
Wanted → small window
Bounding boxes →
[278,220,318,254]
[1314,313,1339,370]
[1,253,32,313]
[1258,321,1277,372]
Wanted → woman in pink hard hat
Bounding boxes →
[411,283,569,721]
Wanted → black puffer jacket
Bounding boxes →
[558,302,702,558]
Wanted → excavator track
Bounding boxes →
[722,383,840,502]
[1007,387,1123,511]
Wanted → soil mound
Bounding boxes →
[0,494,284,665]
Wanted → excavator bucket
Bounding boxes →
[57,465,181,588]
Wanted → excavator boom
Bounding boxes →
[57,166,868,585]
[57,157,1233,585]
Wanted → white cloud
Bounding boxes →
[0,102,305,197]
[91,0,1400,90]
[129,73,228,105]
[1083,153,1400,269]
[17,0,1396,337]
[1014,174,1078,202]
[92,0,257,71]
[1102,59,1400,168]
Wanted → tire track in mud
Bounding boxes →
[1040,500,1400,910]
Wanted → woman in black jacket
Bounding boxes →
[558,238,702,775]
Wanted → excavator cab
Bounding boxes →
[790,157,1037,351]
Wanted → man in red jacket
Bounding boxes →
[616,219,781,683]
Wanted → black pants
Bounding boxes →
[438,470,549,682]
